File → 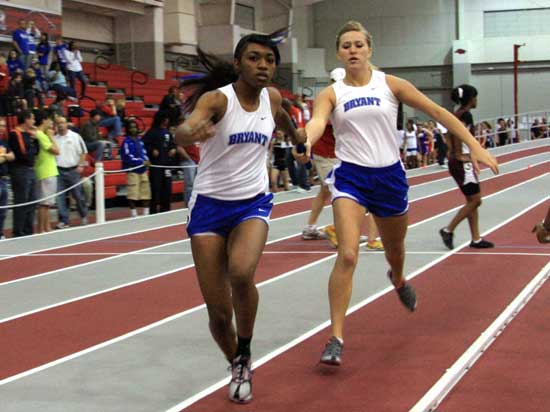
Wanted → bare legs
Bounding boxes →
[191,219,268,361]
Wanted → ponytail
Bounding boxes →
[451,84,477,107]
[180,28,288,113]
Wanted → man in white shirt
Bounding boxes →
[55,116,88,228]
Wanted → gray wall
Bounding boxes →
[307,0,550,121]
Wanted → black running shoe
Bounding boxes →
[388,270,417,312]
[469,239,494,248]
[439,228,454,250]
[228,355,253,404]
[320,336,343,366]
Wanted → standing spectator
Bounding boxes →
[159,86,182,126]
[80,109,113,161]
[54,37,68,74]
[269,130,291,192]
[433,121,448,168]
[22,68,41,109]
[8,110,39,237]
[142,110,176,214]
[7,50,24,76]
[496,118,509,146]
[64,41,87,98]
[26,20,41,63]
[177,138,200,207]
[0,56,9,116]
[0,118,15,239]
[530,118,542,140]
[54,116,88,228]
[98,98,123,143]
[37,33,51,77]
[34,114,59,233]
[121,119,151,217]
[12,19,30,69]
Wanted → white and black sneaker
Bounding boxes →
[229,355,253,404]
[388,270,417,312]
[302,225,327,240]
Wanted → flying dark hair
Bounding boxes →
[451,84,478,107]
[180,28,288,113]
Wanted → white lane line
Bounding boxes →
[1,173,546,321]
[2,154,545,288]
[164,194,550,412]
[410,260,550,411]
[0,188,320,262]
[0,177,546,389]
[1,250,547,257]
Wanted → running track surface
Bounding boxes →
[1,141,549,411]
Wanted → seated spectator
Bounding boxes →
[54,116,88,228]
[47,95,67,119]
[0,117,15,239]
[7,49,24,77]
[34,113,59,233]
[121,119,151,217]
[80,109,113,161]
[8,110,39,237]
[23,68,43,109]
[37,32,51,77]
[47,61,76,99]
[12,19,30,69]
[159,86,181,126]
[98,98,123,143]
[0,56,9,116]
[115,98,131,126]
[63,41,86,98]
[7,72,27,113]
[31,60,48,94]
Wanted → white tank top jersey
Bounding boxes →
[405,131,418,150]
[331,70,400,167]
[192,84,276,200]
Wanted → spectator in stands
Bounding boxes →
[142,110,177,214]
[98,98,123,143]
[7,49,24,76]
[22,68,42,109]
[80,109,113,161]
[64,41,87,98]
[496,118,509,146]
[159,86,182,126]
[54,37,68,74]
[54,116,88,228]
[530,118,542,139]
[121,119,151,217]
[7,72,27,113]
[12,19,30,69]
[115,98,131,126]
[0,117,15,239]
[177,129,200,207]
[34,113,59,233]
[0,56,9,116]
[26,20,41,64]
[37,33,51,77]
[8,110,39,237]
[47,61,76,99]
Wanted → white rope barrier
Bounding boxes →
[0,171,98,210]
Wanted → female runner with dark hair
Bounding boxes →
[439,84,495,250]
[175,30,304,404]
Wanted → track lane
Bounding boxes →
[178,198,550,412]
[0,166,546,384]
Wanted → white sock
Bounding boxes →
[142,208,150,216]
[130,209,137,217]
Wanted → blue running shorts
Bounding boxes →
[326,161,409,217]
[187,192,274,238]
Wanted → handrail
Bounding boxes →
[93,54,111,82]
[130,70,149,100]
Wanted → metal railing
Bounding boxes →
[130,70,149,100]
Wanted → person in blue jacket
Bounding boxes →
[121,119,151,217]
[37,33,51,77]
[7,50,24,76]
